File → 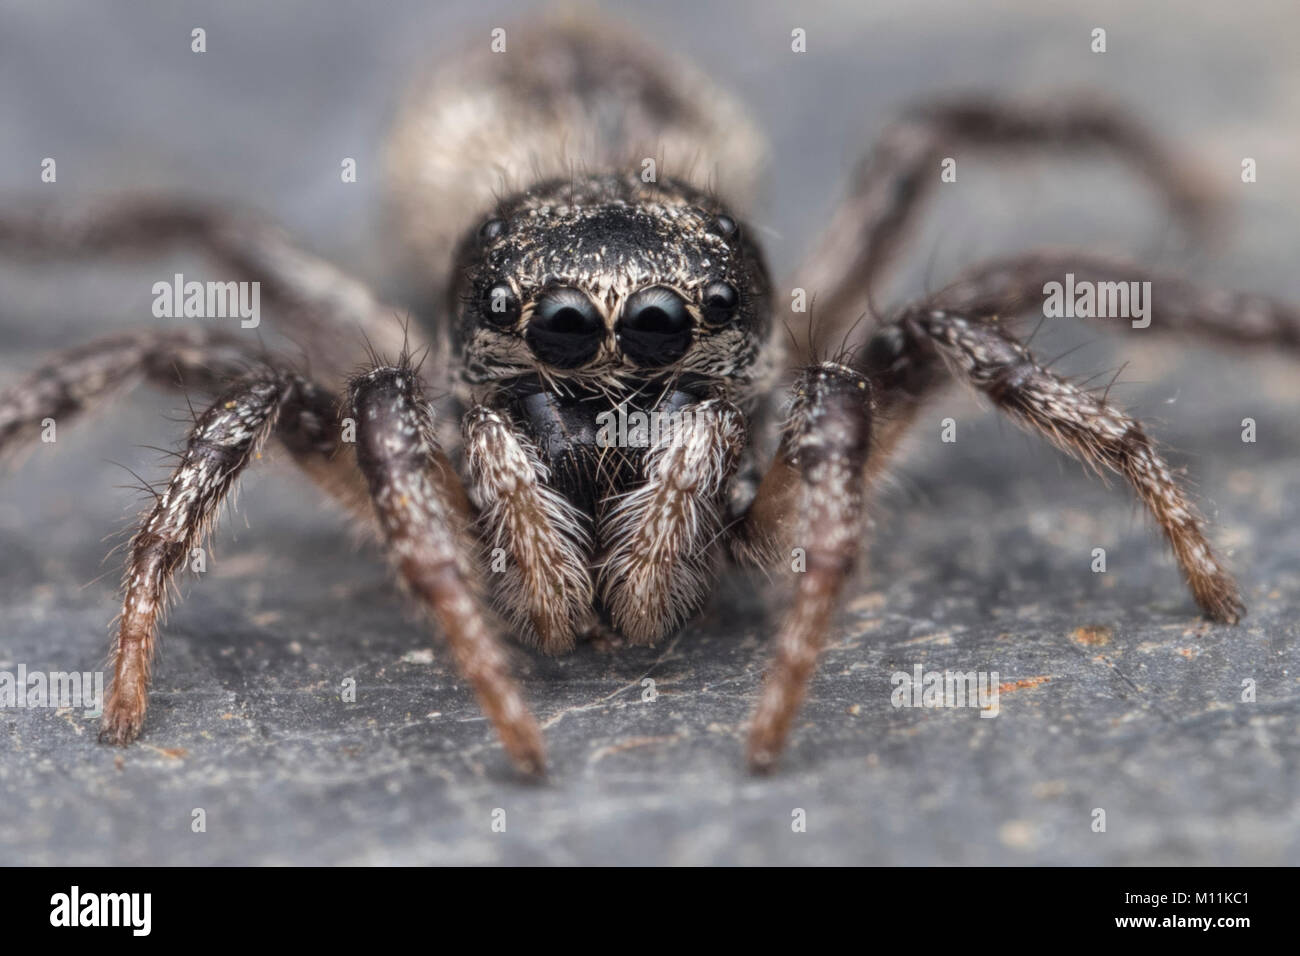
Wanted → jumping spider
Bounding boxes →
[2,15,1297,774]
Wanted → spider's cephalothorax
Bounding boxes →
[2,13,1297,775]
[442,172,776,650]
[450,173,773,393]
[446,174,774,547]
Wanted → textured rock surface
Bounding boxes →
[1,0,1297,864]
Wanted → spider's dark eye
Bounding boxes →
[701,280,739,324]
[479,218,507,244]
[526,286,605,368]
[712,214,739,240]
[862,324,907,373]
[482,283,521,327]
[618,286,693,367]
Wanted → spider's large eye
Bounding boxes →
[701,280,739,325]
[618,286,693,367]
[526,286,605,368]
[482,283,520,327]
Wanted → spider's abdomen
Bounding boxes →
[383,12,767,305]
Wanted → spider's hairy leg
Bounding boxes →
[931,251,1300,351]
[597,398,746,644]
[0,199,416,378]
[0,328,255,463]
[795,96,1221,361]
[349,365,545,774]
[104,369,346,745]
[904,306,1244,623]
[462,406,595,654]
[744,363,873,771]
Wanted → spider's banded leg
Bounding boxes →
[0,328,257,463]
[0,199,416,377]
[349,366,545,774]
[903,306,1244,623]
[597,398,746,644]
[104,369,345,745]
[744,363,873,770]
[794,97,1220,362]
[462,406,594,654]
[930,251,1300,350]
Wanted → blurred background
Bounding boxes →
[0,0,1297,865]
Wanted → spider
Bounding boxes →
[2,14,1297,775]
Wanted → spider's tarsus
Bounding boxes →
[745,736,782,775]
[505,731,548,778]
[96,726,138,747]
[1197,584,1246,627]
[98,696,145,747]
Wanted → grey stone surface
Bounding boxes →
[1,0,1298,865]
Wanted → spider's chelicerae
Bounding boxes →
[3,15,1297,774]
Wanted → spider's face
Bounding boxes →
[450,175,771,390]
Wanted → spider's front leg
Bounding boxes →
[738,364,874,770]
[348,366,545,773]
[104,367,348,744]
[889,305,1244,623]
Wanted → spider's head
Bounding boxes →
[449,174,771,391]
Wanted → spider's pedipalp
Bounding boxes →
[463,404,595,653]
[349,364,545,774]
[596,397,746,644]
[906,306,1244,623]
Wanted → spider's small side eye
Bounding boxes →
[479,218,507,244]
[862,324,907,373]
[483,283,521,327]
[702,280,739,324]
[711,214,739,240]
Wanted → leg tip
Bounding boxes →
[503,727,548,778]
[1198,580,1246,626]
[1209,603,1246,626]
[511,753,547,779]
[747,750,779,775]
[98,711,143,747]
[745,728,784,774]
